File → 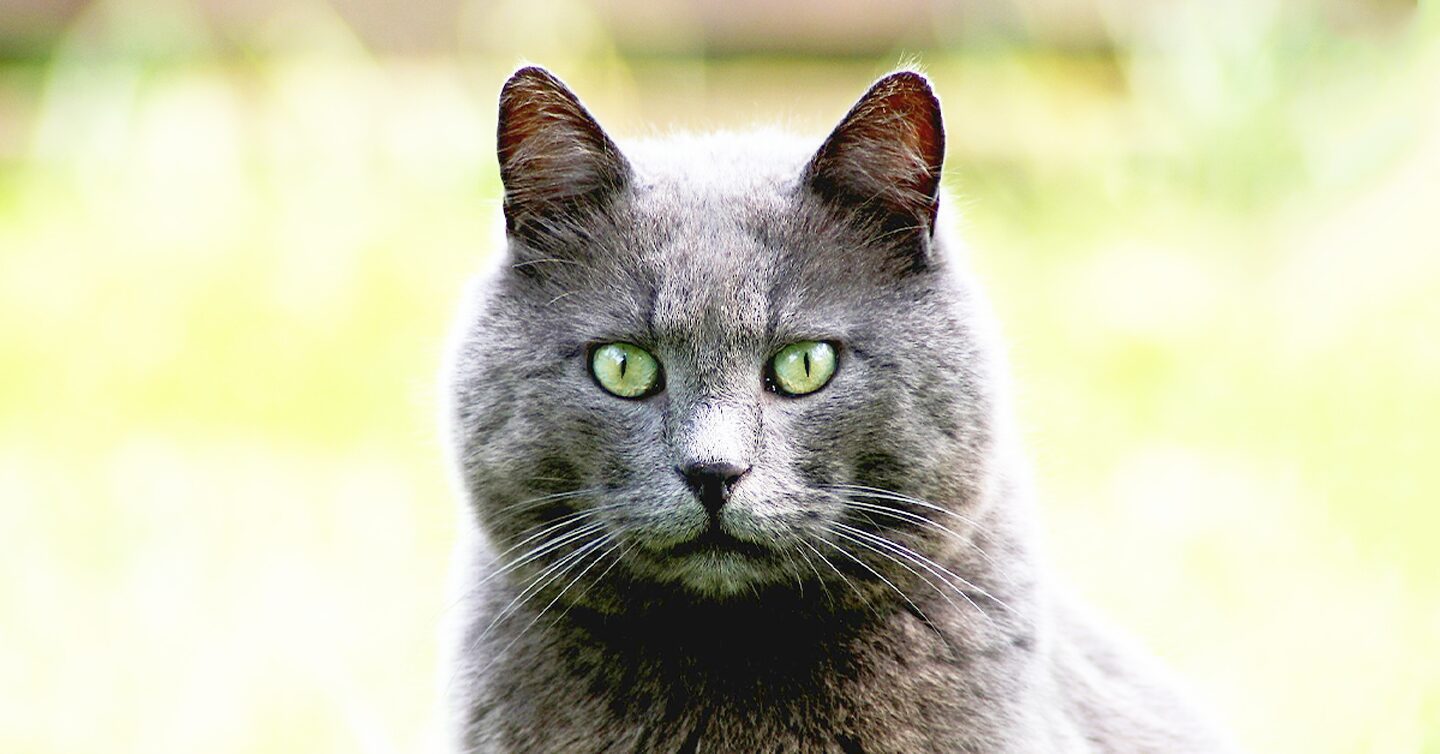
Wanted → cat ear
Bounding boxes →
[496,66,630,239]
[803,70,945,244]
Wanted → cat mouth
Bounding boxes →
[667,524,772,560]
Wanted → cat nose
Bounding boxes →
[678,461,751,515]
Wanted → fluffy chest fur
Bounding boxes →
[457,564,1048,753]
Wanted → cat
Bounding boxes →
[442,65,1236,753]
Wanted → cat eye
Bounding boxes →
[590,343,663,398]
[768,341,838,397]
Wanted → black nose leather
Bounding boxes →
[679,461,751,515]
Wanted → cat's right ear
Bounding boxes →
[496,67,630,241]
[803,71,945,255]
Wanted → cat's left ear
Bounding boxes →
[803,71,945,246]
[496,66,630,240]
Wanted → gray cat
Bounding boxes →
[443,65,1235,753]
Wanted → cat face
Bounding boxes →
[451,68,1000,604]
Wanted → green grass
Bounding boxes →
[3,7,1440,753]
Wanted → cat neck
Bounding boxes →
[533,538,1038,681]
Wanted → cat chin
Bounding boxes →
[661,550,784,597]
[624,541,790,598]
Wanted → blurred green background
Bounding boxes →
[2,0,1438,752]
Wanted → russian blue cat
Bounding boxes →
[443,65,1234,753]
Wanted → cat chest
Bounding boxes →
[481,651,987,754]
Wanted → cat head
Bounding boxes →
[450,66,1004,610]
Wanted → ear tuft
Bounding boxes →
[496,66,630,238]
[804,70,945,243]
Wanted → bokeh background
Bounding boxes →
[3,0,1438,752]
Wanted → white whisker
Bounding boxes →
[465,533,611,660]
[821,483,1004,571]
[799,538,869,615]
[832,521,1012,624]
[818,531,934,630]
[474,535,621,680]
[471,520,609,593]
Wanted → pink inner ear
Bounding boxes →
[498,69,589,168]
[806,71,945,231]
[851,73,944,175]
[496,68,630,229]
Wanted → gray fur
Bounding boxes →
[442,66,1235,753]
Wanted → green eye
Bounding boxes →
[770,341,837,396]
[590,343,662,398]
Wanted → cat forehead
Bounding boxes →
[622,129,816,201]
[611,131,822,339]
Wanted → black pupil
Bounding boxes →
[618,350,627,378]
[802,350,811,376]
